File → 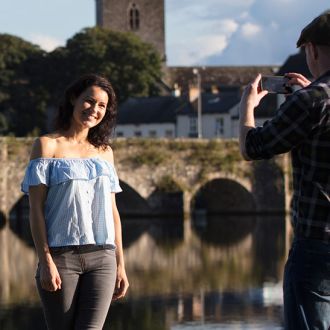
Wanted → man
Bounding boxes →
[239,11,330,330]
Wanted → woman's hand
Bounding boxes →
[285,72,311,89]
[39,255,62,292]
[112,264,129,300]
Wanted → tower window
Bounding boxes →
[129,3,140,31]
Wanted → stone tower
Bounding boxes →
[95,0,165,60]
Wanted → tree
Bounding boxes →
[44,27,163,103]
[0,34,47,136]
[0,28,163,136]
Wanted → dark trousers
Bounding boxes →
[36,248,117,330]
[283,239,330,330]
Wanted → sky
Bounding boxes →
[0,0,329,67]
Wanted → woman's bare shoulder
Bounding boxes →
[99,146,114,165]
[30,134,59,160]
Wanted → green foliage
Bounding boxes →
[0,28,163,136]
[0,34,47,136]
[44,27,162,103]
[0,113,8,134]
[0,34,42,85]
[156,175,183,193]
[114,139,246,184]
[133,146,169,167]
[117,138,170,167]
[189,139,241,172]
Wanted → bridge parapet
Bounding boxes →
[0,137,291,220]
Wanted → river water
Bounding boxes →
[0,214,288,329]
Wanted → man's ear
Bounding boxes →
[310,42,319,60]
[305,42,318,61]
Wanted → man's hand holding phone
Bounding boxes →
[241,74,268,110]
[258,73,311,94]
[284,72,311,89]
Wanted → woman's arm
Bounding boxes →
[29,136,61,291]
[111,193,129,300]
[29,185,61,291]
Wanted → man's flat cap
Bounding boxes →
[297,10,330,47]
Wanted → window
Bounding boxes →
[116,131,124,137]
[134,131,142,137]
[129,3,140,31]
[189,117,198,137]
[149,130,157,138]
[215,117,224,137]
[165,130,173,138]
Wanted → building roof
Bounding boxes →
[167,66,279,95]
[117,62,295,125]
[117,96,192,125]
[178,87,241,116]
[277,50,311,78]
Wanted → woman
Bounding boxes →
[21,74,129,329]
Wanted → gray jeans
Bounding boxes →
[36,246,117,330]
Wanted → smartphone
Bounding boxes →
[259,75,293,94]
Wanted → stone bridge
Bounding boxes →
[0,137,292,226]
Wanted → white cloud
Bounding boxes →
[166,0,330,65]
[168,19,239,65]
[239,11,250,19]
[217,19,239,35]
[168,35,228,65]
[30,34,64,52]
[240,22,261,38]
[270,21,279,30]
[195,35,228,59]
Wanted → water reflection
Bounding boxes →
[106,285,283,330]
[193,214,257,246]
[0,214,287,329]
[0,304,45,330]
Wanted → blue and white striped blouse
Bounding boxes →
[21,158,122,248]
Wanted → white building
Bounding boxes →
[115,50,312,139]
[176,88,241,138]
[116,89,279,139]
[116,96,192,138]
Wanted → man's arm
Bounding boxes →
[239,73,315,161]
[239,74,268,160]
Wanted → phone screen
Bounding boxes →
[260,76,292,94]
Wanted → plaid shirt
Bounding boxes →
[246,70,330,242]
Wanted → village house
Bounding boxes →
[97,0,311,139]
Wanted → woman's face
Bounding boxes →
[71,85,109,129]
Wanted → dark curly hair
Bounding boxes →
[55,74,117,149]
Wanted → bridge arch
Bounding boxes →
[8,195,33,246]
[190,176,257,247]
[0,210,6,230]
[117,180,151,217]
[191,176,256,215]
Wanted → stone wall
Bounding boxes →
[0,137,291,220]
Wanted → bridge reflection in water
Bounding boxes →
[0,197,287,329]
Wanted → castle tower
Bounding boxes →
[95,0,165,60]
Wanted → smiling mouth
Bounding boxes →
[82,111,98,120]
